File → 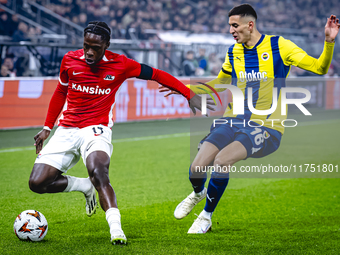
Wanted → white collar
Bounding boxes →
[80,55,108,61]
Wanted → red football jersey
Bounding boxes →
[57,49,151,128]
[45,49,192,129]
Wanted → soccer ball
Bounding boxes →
[13,210,48,241]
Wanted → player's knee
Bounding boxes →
[89,165,110,189]
[191,158,211,174]
[213,157,234,172]
[190,162,206,174]
[190,163,197,173]
[29,177,45,194]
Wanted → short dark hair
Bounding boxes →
[228,4,257,20]
[84,21,111,43]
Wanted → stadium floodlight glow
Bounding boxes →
[201,84,312,116]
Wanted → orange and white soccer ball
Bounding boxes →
[14,210,48,241]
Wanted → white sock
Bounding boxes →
[105,208,122,234]
[200,209,212,219]
[195,188,205,197]
[63,175,92,195]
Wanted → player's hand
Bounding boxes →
[34,129,50,154]
[325,15,340,43]
[158,85,180,97]
[189,94,215,115]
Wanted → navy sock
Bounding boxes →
[189,166,207,193]
[204,172,229,213]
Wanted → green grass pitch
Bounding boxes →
[0,110,339,254]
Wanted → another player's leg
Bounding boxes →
[86,150,126,244]
[29,163,96,216]
[174,141,219,219]
[188,140,247,234]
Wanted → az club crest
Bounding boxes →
[104,75,115,80]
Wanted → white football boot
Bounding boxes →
[187,211,212,234]
[84,181,97,217]
[106,208,127,245]
[111,228,127,245]
[174,187,207,219]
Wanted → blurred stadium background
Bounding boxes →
[0,0,339,78]
[0,0,339,130]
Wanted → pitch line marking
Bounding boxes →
[0,119,339,153]
[0,132,204,153]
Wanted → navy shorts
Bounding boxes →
[199,118,282,158]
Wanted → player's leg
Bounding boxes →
[86,150,117,210]
[81,124,125,244]
[81,126,126,244]
[29,163,68,193]
[86,150,126,244]
[188,140,247,233]
[30,126,97,216]
[174,141,219,219]
[190,141,220,192]
[175,124,236,220]
[188,123,282,234]
[201,126,281,220]
[29,163,95,215]
[204,140,247,214]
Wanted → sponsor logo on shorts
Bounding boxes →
[263,131,270,139]
[86,144,93,152]
[251,147,261,154]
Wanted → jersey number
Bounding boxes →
[92,127,103,136]
[250,127,264,146]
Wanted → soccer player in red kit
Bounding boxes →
[29,21,209,244]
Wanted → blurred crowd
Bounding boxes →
[1,0,340,77]
[0,54,16,77]
[42,0,339,40]
[0,13,43,41]
[181,48,223,77]
[2,0,339,40]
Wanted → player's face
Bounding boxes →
[229,15,252,44]
[83,33,109,65]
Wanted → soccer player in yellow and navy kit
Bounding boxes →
[160,4,340,233]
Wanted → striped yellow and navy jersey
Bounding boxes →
[189,34,334,134]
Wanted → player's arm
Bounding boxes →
[296,42,334,75]
[298,15,339,74]
[125,59,214,114]
[137,63,193,100]
[282,15,339,75]
[186,70,231,95]
[34,57,69,154]
[160,53,232,96]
